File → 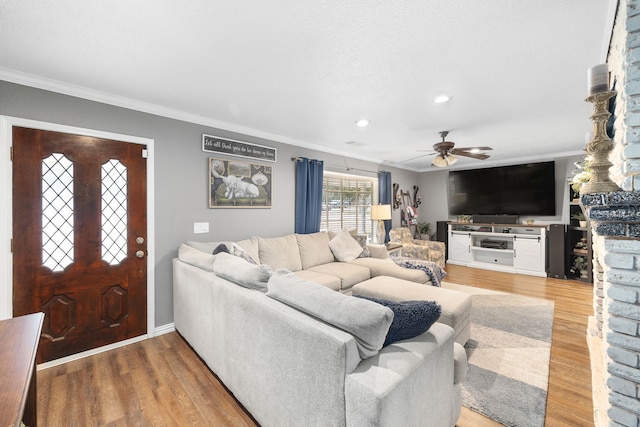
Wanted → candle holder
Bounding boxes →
[581,90,620,194]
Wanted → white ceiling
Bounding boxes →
[0,1,617,171]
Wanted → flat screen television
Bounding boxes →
[448,161,556,216]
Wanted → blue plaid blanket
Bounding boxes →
[393,258,446,287]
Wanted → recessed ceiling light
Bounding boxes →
[469,148,480,154]
[434,95,450,104]
[355,118,370,128]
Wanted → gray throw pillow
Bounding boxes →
[352,234,371,258]
[266,269,393,359]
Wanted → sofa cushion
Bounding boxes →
[294,270,342,292]
[266,269,393,359]
[212,252,272,291]
[355,295,441,346]
[258,235,303,271]
[349,257,430,284]
[178,243,216,272]
[295,232,335,269]
[329,229,364,262]
[307,262,371,293]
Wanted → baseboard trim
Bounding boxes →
[155,322,176,336]
[37,322,176,370]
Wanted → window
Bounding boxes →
[321,172,375,237]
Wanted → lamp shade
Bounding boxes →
[371,204,392,220]
[431,154,458,167]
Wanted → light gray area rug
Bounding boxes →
[442,282,554,427]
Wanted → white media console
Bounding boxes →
[447,222,547,277]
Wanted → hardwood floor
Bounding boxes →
[37,264,595,426]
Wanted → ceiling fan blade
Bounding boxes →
[452,146,493,152]
[451,150,490,160]
[400,153,432,163]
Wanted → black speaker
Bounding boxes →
[547,224,567,279]
[436,221,449,260]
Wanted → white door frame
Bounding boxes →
[0,116,156,366]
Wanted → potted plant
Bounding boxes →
[569,159,592,196]
[571,212,587,227]
[570,256,589,278]
[417,222,432,240]
[574,239,588,254]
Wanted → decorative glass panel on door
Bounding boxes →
[41,153,74,272]
[101,159,128,265]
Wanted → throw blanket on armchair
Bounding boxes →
[393,258,447,287]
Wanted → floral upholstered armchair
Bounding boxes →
[388,227,446,268]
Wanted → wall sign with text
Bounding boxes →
[202,134,277,162]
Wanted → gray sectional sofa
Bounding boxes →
[173,230,468,426]
[185,230,436,293]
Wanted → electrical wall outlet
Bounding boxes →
[193,222,209,234]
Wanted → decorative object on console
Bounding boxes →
[456,214,472,223]
[209,158,271,208]
[371,204,392,244]
[581,64,619,194]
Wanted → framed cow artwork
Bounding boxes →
[209,158,272,208]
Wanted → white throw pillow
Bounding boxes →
[266,269,393,359]
[328,229,364,262]
[213,252,272,292]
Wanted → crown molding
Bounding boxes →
[0,67,388,167]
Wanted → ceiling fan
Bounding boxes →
[428,131,492,167]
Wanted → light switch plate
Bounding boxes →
[194,222,209,234]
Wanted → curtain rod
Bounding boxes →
[290,157,380,175]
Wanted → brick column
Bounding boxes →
[582,192,640,426]
[591,2,640,425]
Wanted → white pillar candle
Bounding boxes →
[588,64,609,95]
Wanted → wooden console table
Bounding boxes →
[0,312,44,427]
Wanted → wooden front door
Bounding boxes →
[12,127,148,363]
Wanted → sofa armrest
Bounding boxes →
[345,323,459,427]
[366,244,390,259]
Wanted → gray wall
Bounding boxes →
[0,80,419,327]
